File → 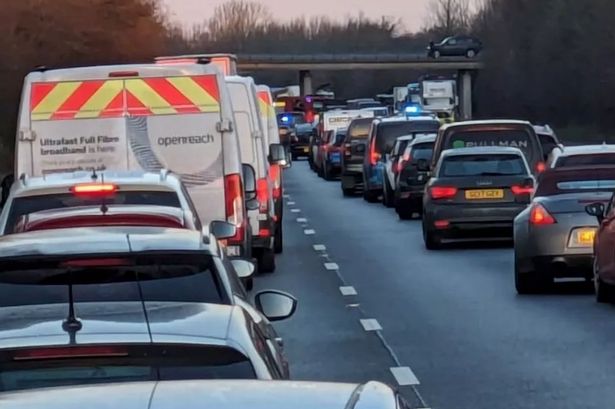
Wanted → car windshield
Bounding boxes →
[5,191,181,234]
[440,154,527,177]
[446,129,536,161]
[557,153,615,167]
[0,344,255,392]
[376,121,440,153]
[0,254,226,307]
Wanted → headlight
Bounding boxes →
[568,227,596,248]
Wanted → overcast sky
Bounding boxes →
[162,0,432,33]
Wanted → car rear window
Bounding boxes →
[0,344,255,392]
[347,119,374,140]
[445,129,536,161]
[556,153,615,167]
[439,154,527,177]
[411,143,434,162]
[535,169,615,196]
[376,121,440,153]
[5,191,180,234]
[0,254,226,307]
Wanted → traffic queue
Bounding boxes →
[300,101,615,301]
[0,54,415,408]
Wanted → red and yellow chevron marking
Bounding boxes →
[257,90,274,117]
[30,75,220,121]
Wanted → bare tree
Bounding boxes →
[207,0,272,48]
[425,0,472,36]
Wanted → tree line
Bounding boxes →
[0,0,612,170]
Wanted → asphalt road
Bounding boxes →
[255,160,615,409]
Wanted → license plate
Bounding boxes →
[303,147,309,153]
[465,189,504,200]
[330,153,341,163]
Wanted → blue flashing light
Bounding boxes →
[281,115,290,123]
[405,105,419,114]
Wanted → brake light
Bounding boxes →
[369,140,381,166]
[530,203,556,225]
[224,173,245,244]
[430,186,458,200]
[434,220,450,229]
[536,161,546,173]
[71,183,117,195]
[60,258,133,267]
[13,346,128,361]
[269,164,282,199]
[256,178,269,213]
[511,185,534,195]
[108,71,139,78]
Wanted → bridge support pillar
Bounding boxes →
[299,70,313,96]
[458,70,473,120]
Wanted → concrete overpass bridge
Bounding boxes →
[236,53,483,119]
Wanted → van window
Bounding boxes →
[439,154,527,177]
[411,143,434,162]
[445,129,535,161]
[376,121,439,153]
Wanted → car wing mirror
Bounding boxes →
[230,258,255,279]
[209,220,237,240]
[268,143,289,168]
[586,202,606,222]
[254,290,297,322]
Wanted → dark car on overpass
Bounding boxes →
[427,35,483,59]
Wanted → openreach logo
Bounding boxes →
[157,135,215,147]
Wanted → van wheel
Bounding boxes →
[342,187,355,197]
[274,224,283,254]
[363,189,379,203]
[382,177,394,208]
[257,248,276,273]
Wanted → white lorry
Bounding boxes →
[420,79,458,123]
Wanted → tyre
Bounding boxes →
[514,258,549,294]
[396,205,414,220]
[274,223,283,254]
[257,248,276,273]
[342,187,355,197]
[423,229,441,250]
[382,176,394,208]
[594,260,615,303]
[433,50,441,58]
[363,188,380,203]
[324,164,334,181]
[466,49,476,58]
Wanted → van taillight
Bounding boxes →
[224,173,245,244]
[369,140,380,166]
[344,143,352,157]
[536,162,546,173]
[269,165,281,199]
[256,178,269,213]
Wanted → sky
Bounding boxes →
[161,0,432,33]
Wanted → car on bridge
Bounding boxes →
[427,35,483,59]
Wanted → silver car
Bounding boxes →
[513,165,615,293]
[0,380,407,409]
[0,226,297,388]
[549,144,615,168]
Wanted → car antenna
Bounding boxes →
[62,271,83,345]
[90,168,98,181]
[100,172,108,215]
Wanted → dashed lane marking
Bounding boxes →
[339,286,358,296]
[324,262,339,271]
[296,217,308,223]
[290,209,301,213]
[313,244,326,251]
[287,201,296,205]
[390,366,420,386]
[283,194,290,199]
[304,229,316,235]
[360,318,383,332]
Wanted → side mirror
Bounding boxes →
[230,258,255,291]
[242,163,257,202]
[586,202,606,222]
[268,143,288,166]
[416,159,430,172]
[209,221,237,240]
[254,290,297,322]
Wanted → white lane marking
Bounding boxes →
[346,303,360,308]
[339,286,357,296]
[360,319,382,331]
[313,244,326,251]
[390,366,420,386]
[304,229,316,235]
[287,201,296,205]
[290,209,301,213]
[283,194,290,199]
[296,217,308,223]
[324,262,339,271]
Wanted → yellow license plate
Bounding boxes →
[465,189,504,200]
[303,147,309,153]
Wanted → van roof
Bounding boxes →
[441,119,532,132]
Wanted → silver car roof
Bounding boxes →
[0,380,397,409]
[0,226,212,259]
[557,144,615,156]
[441,119,532,132]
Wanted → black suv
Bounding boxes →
[427,35,483,58]
[340,117,375,196]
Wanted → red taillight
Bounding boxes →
[60,258,132,267]
[259,228,271,237]
[108,71,139,78]
[434,220,450,229]
[536,162,546,173]
[224,173,245,244]
[430,186,458,200]
[511,185,534,195]
[305,111,315,123]
[530,204,556,225]
[71,183,117,195]
[369,141,381,166]
[256,178,269,213]
[269,164,282,199]
[13,346,128,361]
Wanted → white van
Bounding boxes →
[256,84,284,254]
[13,63,251,257]
[226,76,277,272]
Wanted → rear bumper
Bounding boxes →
[341,166,363,189]
[516,254,593,278]
[425,204,526,240]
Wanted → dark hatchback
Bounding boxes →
[422,147,534,249]
[394,134,436,219]
[340,117,376,196]
[427,35,483,58]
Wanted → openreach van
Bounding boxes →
[226,76,278,273]
[13,63,252,257]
